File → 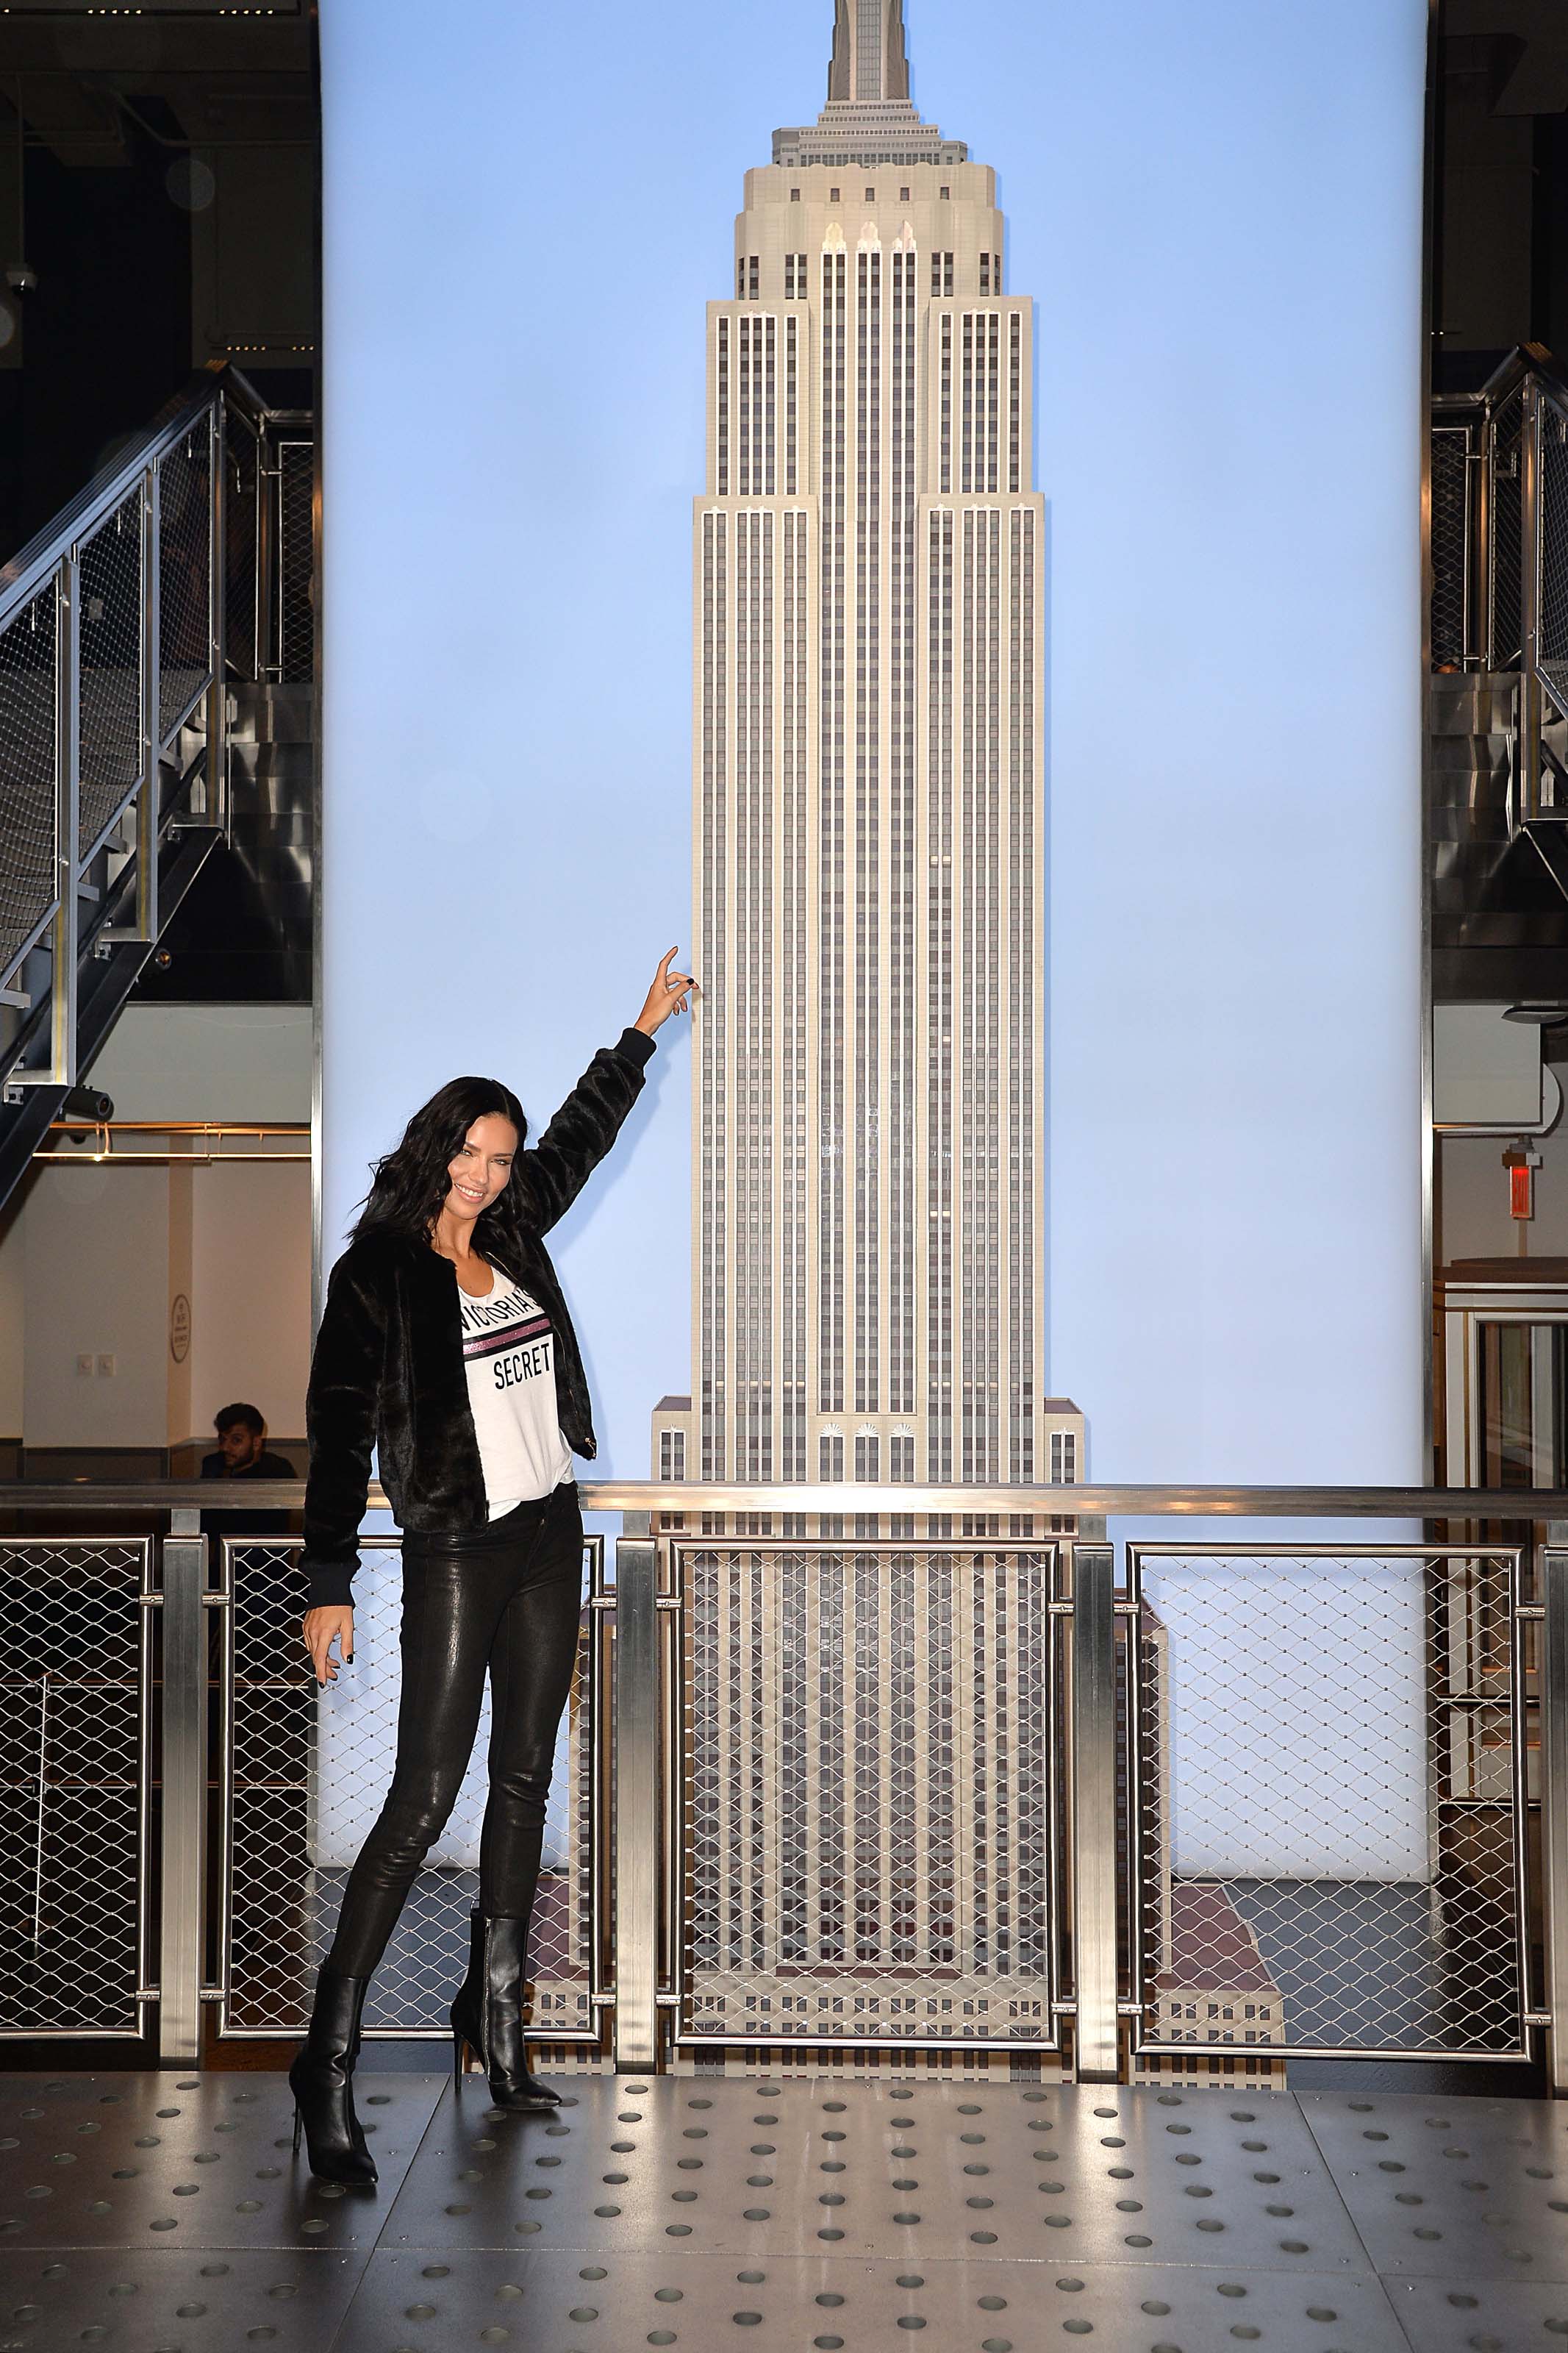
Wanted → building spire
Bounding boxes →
[827,0,910,105]
[773,0,965,169]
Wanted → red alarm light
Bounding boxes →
[1503,1142,1541,1221]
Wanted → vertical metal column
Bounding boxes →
[206,401,229,838]
[1542,1546,1568,2096]
[159,1510,208,2065]
[1071,1540,1120,2082]
[613,1535,661,2071]
[46,550,80,1086]
[135,461,162,942]
[1521,376,1544,823]
[257,424,279,681]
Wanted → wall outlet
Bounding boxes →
[76,1353,94,1377]
[96,1353,115,1377]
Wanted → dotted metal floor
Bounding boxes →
[0,2074,1564,2350]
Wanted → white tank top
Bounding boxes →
[456,1268,574,1515]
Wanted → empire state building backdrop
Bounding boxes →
[654,0,1082,1511]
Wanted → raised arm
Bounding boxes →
[512,947,692,1235]
[301,1248,388,1615]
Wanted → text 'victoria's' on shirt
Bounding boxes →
[457,1268,575,1516]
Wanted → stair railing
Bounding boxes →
[0,365,312,1096]
[1433,346,1568,845]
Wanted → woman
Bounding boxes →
[289,947,692,2182]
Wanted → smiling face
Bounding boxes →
[443,1113,518,1227]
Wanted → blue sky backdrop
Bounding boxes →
[320,0,1062,1476]
[321,0,1425,1490]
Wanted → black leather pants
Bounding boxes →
[323,1480,584,1981]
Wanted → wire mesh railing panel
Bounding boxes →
[1490,387,1525,668]
[1128,1548,1524,2061]
[0,582,58,982]
[676,1540,1058,2051]
[276,440,314,683]
[223,413,260,683]
[1431,424,1472,671]
[77,487,145,859]
[1538,396,1568,726]
[221,1537,603,2040]
[157,429,212,743]
[0,1540,149,2035]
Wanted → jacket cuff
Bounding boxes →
[615,1025,656,1068]
[304,1560,356,1610]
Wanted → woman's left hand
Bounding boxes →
[634,946,695,1036]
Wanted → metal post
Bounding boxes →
[1542,1546,1568,2095]
[1471,420,1489,669]
[1522,376,1543,824]
[158,1509,207,2065]
[613,1534,661,2071]
[207,401,229,838]
[46,551,79,1087]
[1071,1540,1120,2082]
[137,461,161,941]
[258,423,278,679]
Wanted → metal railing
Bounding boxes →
[1,1479,1567,2088]
[0,366,312,1094]
[216,1530,609,2046]
[1431,346,1568,835]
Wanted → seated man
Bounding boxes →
[201,1402,296,1538]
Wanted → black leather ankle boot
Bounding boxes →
[287,1968,379,2183]
[449,1910,560,2111]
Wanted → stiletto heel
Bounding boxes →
[452,2027,465,2089]
[287,1969,379,2185]
[448,1910,560,2112]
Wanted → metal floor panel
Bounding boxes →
[1299,2090,1568,2280]
[0,2246,367,2352]
[0,2074,444,2252]
[1383,2276,1568,2350]
[379,2077,1370,2274]
[345,2246,1414,2353]
[21,2072,1568,2349]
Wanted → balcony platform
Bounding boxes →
[0,2068,1561,2349]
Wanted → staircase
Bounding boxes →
[0,368,314,1206]
[1430,347,1568,1004]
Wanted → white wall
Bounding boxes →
[85,1004,312,1124]
[189,1160,312,1446]
[0,1192,24,1436]
[1,1151,311,1454]
[21,1162,171,1447]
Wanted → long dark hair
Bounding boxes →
[351,1076,530,1271]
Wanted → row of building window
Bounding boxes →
[742,233,990,307]
[793,183,952,204]
[663,1425,1071,1483]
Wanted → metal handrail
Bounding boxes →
[0,364,279,629]
[7,1487,1564,2077]
[0,365,315,1151]
[1431,342,1568,821]
[7,1478,1568,1517]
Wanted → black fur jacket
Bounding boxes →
[301,1026,654,1607]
